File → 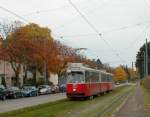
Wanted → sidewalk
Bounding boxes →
[115,84,149,117]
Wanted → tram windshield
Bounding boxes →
[67,71,84,83]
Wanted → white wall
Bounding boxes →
[49,74,58,85]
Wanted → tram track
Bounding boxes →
[65,85,135,117]
[97,86,135,117]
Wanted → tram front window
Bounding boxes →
[68,71,84,83]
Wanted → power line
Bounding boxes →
[53,19,150,38]
[67,0,126,64]
[125,24,150,50]
[23,0,93,17]
[0,6,30,23]
[23,5,70,17]
[54,0,112,30]
[143,0,150,9]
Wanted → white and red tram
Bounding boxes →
[66,63,114,99]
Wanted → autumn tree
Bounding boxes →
[0,21,23,86]
[0,23,58,86]
[114,66,127,82]
[52,41,79,76]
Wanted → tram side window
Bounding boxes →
[91,72,99,82]
[101,74,107,82]
[91,72,94,82]
[85,71,99,83]
[87,71,94,83]
[85,71,90,83]
[109,76,113,82]
[101,74,105,82]
[107,75,113,82]
[95,72,99,82]
[107,75,110,82]
[91,72,95,82]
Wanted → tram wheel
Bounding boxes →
[89,95,94,100]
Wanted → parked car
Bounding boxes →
[51,85,59,93]
[38,85,51,95]
[59,84,66,92]
[0,85,6,101]
[22,86,38,97]
[116,82,120,85]
[5,86,23,99]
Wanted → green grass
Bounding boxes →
[141,78,150,112]
[0,86,134,117]
[142,87,150,111]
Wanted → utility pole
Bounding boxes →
[143,51,146,78]
[145,38,148,78]
[132,62,134,71]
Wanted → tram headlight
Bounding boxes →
[73,88,76,92]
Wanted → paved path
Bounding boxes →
[0,93,66,113]
[115,84,149,117]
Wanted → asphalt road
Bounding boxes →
[0,93,66,113]
[114,82,136,88]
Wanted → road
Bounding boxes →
[0,93,66,113]
[114,83,150,117]
[114,82,136,88]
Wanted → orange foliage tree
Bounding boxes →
[114,67,127,82]
[0,23,60,86]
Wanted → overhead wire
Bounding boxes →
[54,0,112,30]
[23,5,70,17]
[23,0,91,17]
[0,6,30,23]
[53,19,150,38]
[67,0,127,64]
[143,0,150,9]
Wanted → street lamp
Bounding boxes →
[142,51,146,78]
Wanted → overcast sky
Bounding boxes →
[0,0,150,68]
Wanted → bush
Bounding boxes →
[142,77,150,89]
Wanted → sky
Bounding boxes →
[0,0,150,68]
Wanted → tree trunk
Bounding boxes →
[10,62,21,87]
[15,73,20,88]
[23,65,28,86]
[33,68,37,86]
[2,77,6,87]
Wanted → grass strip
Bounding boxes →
[142,87,150,112]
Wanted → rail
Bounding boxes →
[97,87,134,117]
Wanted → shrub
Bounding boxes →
[142,77,150,89]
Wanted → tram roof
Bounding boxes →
[67,63,113,76]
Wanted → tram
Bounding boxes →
[66,63,114,99]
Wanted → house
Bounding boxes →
[0,60,24,87]
[0,36,23,86]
